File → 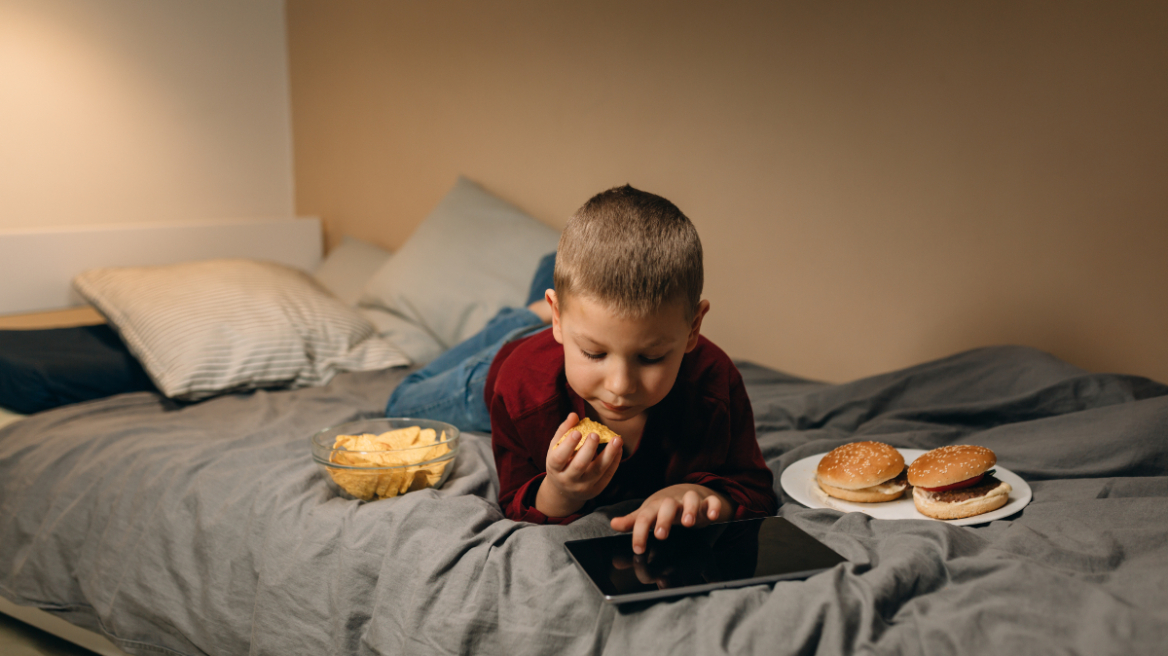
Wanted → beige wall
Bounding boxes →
[0,0,294,229]
[288,1,1168,384]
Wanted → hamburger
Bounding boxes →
[907,445,1012,520]
[816,441,908,502]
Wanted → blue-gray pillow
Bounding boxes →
[359,177,561,349]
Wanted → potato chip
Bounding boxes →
[377,469,406,498]
[554,417,620,452]
[326,424,455,500]
[334,433,386,453]
[411,469,433,492]
[373,426,421,450]
[401,472,417,493]
[418,441,449,464]
[423,461,448,487]
[331,448,366,467]
[332,433,360,451]
[328,467,379,500]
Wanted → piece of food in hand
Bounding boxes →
[554,417,620,452]
[815,441,908,502]
[907,444,1012,520]
[328,428,452,500]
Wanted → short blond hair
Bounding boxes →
[554,185,703,319]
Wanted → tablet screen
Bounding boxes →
[564,517,847,604]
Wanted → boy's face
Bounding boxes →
[549,291,709,426]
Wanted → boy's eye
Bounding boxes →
[639,355,666,365]
[581,350,605,360]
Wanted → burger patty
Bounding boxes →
[885,470,909,488]
[920,474,1004,503]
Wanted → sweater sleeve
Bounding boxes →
[490,394,582,525]
[681,372,778,519]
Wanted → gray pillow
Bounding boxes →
[358,306,446,366]
[74,259,410,400]
[359,176,561,349]
[313,235,394,306]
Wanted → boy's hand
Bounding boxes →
[610,484,732,554]
[535,413,623,518]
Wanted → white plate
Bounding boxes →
[780,448,1033,526]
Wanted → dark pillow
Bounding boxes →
[0,325,156,414]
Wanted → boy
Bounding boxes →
[388,186,777,554]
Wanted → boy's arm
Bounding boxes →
[611,368,776,553]
[490,397,584,525]
[681,374,778,519]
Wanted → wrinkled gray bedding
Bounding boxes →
[2,345,1167,655]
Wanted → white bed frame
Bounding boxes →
[0,216,323,655]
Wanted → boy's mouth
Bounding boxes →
[601,401,633,412]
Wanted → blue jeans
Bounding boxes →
[385,308,547,432]
[385,252,556,433]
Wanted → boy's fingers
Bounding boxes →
[596,437,623,481]
[549,430,582,469]
[681,490,700,527]
[654,498,678,541]
[705,494,723,521]
[610,512,633,532]
[567,432,600,473]
[609,501,638,533]
[547,413,581,469]
[631,511,656,555]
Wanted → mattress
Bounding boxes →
[2,345,1167,655]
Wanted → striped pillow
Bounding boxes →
[73,259,410,400]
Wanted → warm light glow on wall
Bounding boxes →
[287,1,1168,382]
[0,0,294,229]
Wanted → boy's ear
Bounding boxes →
[548,289,565,344]
[684,300,710,353]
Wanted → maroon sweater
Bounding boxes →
[486,329,778,524]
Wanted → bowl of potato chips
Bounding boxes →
[311,417,459,501]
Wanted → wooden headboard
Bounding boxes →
[0,217,322,316]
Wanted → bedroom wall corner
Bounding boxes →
[0,0,296,229]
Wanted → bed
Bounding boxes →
[3,181,1168,655]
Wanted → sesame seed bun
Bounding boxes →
[906,445,996,489]
[816,441,907,502]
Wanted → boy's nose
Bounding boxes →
[605,363,636,398]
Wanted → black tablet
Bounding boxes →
[564,516,847,604]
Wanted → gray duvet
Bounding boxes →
[2,345,1167,655]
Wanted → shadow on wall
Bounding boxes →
[921,297,1136,378]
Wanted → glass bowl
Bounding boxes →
[311,417,459,500]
